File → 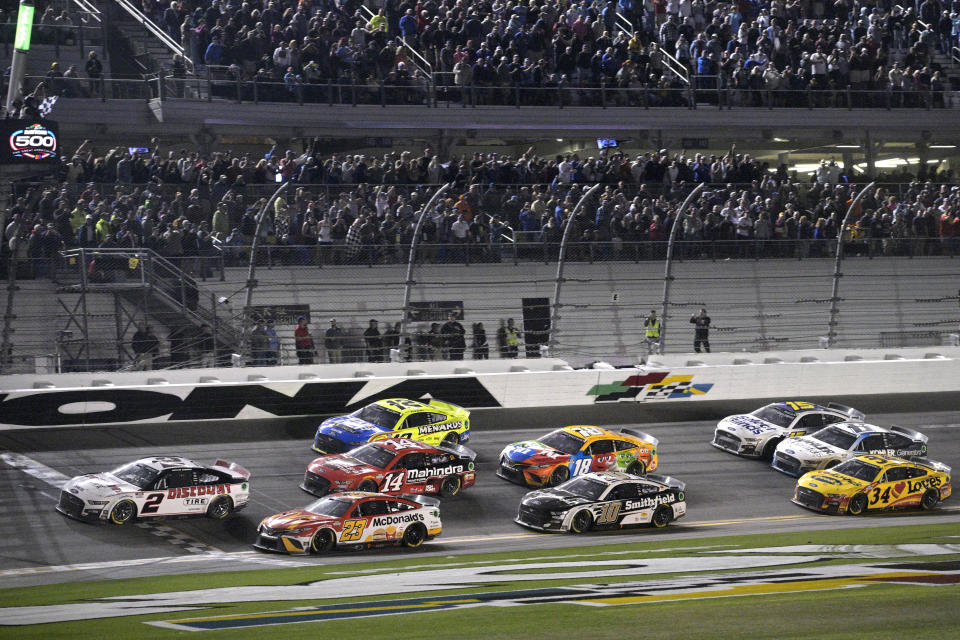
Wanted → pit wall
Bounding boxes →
[1,347,958,430]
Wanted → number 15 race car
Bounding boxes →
[57,456,250,524]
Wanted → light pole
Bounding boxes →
[659,182,706,355]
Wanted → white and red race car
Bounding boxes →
[56,456,250,524]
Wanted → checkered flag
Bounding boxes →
[39,95,58,118]
[644,381,692,399]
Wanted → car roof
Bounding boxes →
[372,398,429,411]
[828,422,889,435]
[850,453,913,468]
[576,470,635,484]
[558,425,616,438]
[372,438,438,453]
[770,401,831,412]
[136,456,200,470]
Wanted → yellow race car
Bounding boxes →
[312,398,470,454]
[793,454,952,515]
[498,425,659,487]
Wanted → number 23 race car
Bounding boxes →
[56,456,250,524]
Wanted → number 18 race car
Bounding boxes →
[254,492,442,554]
[793,454,951,515]
[313,398,470,454]
[301,438,477,498]
[515,471,686,533]
[56,456,250,524]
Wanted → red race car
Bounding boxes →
[301,438,477,498]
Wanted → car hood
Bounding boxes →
[520,488,591,510]
[717,414,784,435]
[262,509,338,530]
[318,416,388,439]
[777,437,845,461]
[307,454,381,477]
[501,440,570,465]
[63,473,139,499]
[798,469,869,493]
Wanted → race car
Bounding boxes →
[253,491,442,554]
[772,422,928,477]
[515,471,686,533]
[793,454,952,515]
[56,456,250,524]
[712,401,864,459]
[498,425,658,488]
[312,398,470,454]
[301,438,477,498]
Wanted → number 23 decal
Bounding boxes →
[340,518,367,542]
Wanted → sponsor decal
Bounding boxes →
[625,493,677,510]
[588,372,713,403]
[868,448,923,457]
[6,122,58,161]
[417,422,459,435]
[183,498,207,506]
[370,513,425,527]
[406,465,465,480]
[167,485,232,499]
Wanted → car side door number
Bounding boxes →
[140,492,164,514]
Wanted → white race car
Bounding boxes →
[772,422,928,477]
[712,401,864,459]
[57,456,250,524]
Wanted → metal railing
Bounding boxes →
[357,4,433,80]
[113,0,194,74]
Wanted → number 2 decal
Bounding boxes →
[141,492,164,514]
[340,519,367,542]
[572,458,592,476]
[380,472,405,492]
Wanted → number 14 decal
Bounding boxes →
[380,472,405,492]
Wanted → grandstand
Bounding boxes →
[0,0,958,374]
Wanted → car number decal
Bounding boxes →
[340,519,367,542]
[140,493,164,514]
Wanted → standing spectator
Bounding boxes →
[689,308,711,353]
[264,319,279,365]
[428,322,443,360]
[472,322,489,359]
[643,309,661,354]
[250,320,269,366]
[294,316,315,365]
[131,323,159,370]
[441,312,466,360]
[197,324,216,367]
[504,318,521,358]
[168,324,189,366]
[363,319,382,362]
[85,50,103,96]
[324,318,344,363]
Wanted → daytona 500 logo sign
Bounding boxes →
[9,123,57,160]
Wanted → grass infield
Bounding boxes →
[1,522,959,639]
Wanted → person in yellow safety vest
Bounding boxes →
[644,309,661,355]
[368,9,387,34]
[504,317,521,358]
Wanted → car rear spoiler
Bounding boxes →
[619,429,659,447]
[827,403,865,420]
[890,425,928,444]
[213,459,251,481]
[401,494,441,508]
[644,474,685,491]
[912,458,951,474]
[436,442,477,460]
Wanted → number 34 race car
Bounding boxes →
[516,471,686,533]
[301,438,477,498]
[56,456,250,524]
[312,398,470,454]
[254,492,442,554]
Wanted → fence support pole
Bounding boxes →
[659,182,706,356]
[826,181,875,348]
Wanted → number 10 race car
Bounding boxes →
[57,456,250,524]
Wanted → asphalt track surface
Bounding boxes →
[1,409,959,589]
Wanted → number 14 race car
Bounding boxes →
[57,456,250,524]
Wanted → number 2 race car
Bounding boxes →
[301,438,477,498]
[793,454,951,515]
[712,401,863,459]
[312,398,470,454]
[772,422,928,477]
[498,425,658,488]
[254,492,442,554]
[57,456,250,524]
[515,471,686,533]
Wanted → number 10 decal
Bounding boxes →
[595,502,621,524]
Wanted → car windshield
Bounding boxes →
[750,405,796,427]
[556,476,607,501]
[538,430,585,455]
[832,459,881,482]
[353,405,401,428]
[305,497,353,517]
[810,426,857,450]
[109,462,160,489]
[349,444,395,469]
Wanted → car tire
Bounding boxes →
[442,432,460,446]
[760,438,781,461]
[310,529,336,554]
[109,499,137,525]
[440,475,462,498]
[848,493,868,515]
[651,505,672,528]
[626,461,646,476]
[357,480,378,493]
[549,465,569,487]
[206,496,233,520]
[570,509,593,534]
[402,523,427,548]
[921,489,940,511]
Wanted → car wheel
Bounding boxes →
[651,505,672,528]
[848,493,868,515]
[109,499,137,525]
[403,523,427,548]
[570,509,593,534]
[206,496,233,520]
[760,438,781,461]
[921,489,940,511]
[442,432,460,446]
[310,529,336,554]
[626,460,646,476]
[440,475,462,498]
[357,480,378,493]
[549,465,569,487]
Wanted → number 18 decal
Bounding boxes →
[572,458,592,476]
